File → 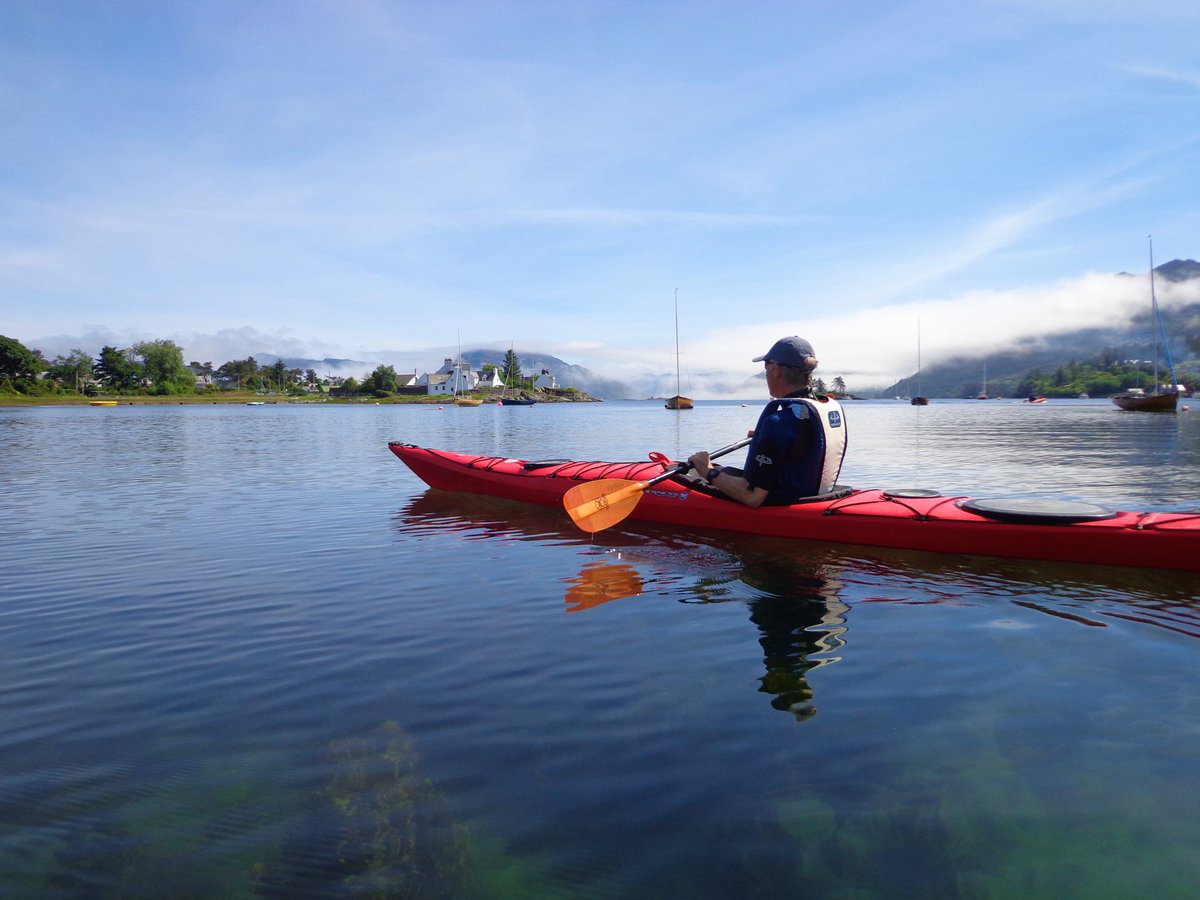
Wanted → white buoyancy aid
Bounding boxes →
[766,394,847,495]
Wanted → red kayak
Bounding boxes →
[388,443,1200,573]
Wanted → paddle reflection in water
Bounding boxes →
[563,557,644,612]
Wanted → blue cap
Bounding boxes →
[753,336,816,368]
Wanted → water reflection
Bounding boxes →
[395,490,1200,724]
[558,550,851,719]
[398,493,856,720]
[563,559,644,612]
[681,547,851,719]
[398,487,1195,633]
[397,490,593,545]
[748,585,848,720]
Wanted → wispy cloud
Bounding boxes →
[1121,65,1200,89]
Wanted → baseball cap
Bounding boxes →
[752,336,816,368]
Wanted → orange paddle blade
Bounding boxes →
[563,478,649,532]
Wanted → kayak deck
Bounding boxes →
[388,443,1200,573]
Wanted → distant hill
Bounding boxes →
[461,349,634,400]
[1156,259,1200,282]
[252,354,372,376]
[881,262,1200,398]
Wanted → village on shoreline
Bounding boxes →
[0,335,601,405]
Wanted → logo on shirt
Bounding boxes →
[828,410,842,428]
[754,454,774,467]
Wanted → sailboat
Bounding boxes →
[977,362,988,400]
[1112,239,1180,412]
[452,334,482,406]
[665,289,693,410]
[910,320,928,405]
[500,341,537,405]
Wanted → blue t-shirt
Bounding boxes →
[742,399,821,503]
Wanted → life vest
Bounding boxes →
[754,394,847,497]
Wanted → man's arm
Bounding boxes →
[686,451,770,509]
[707,467,769,508]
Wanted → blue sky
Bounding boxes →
[3,0,1199,394]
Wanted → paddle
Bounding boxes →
[563,437,752,533]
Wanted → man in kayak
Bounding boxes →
[687,336,847,507]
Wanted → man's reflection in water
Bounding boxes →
[567,549,850,720]
[742,560,848,720]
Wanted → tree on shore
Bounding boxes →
[217,357,259,390]
[133,339,192,393]
[47,349,95,393]
[0,335,44,384]
[95,346,144,391]
[361,365,399,396]
[268,358,288,392]
[501,349,522,388]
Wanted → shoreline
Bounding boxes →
[0,391,601,407]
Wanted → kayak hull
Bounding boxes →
[387,443,1200,572]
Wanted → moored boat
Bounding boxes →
[497,340,537,405]
[1111,389,1178,412]
[450,333,483,407]
[1112,239,1180,413]
[665,289,692,410]
[388,442,1200,573]
[909,320,928,405]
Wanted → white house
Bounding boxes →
[477,367,505,389]
[418,358,479,396]
[533,368,558,390]
[187,365,214,388]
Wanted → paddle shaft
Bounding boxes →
[644,436,752,487]
[562,437,752,532]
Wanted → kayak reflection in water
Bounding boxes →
[687,336,847,508]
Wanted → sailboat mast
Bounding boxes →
[916,320,922,396]
[1148,237,1160,392]
[674,288,681,397]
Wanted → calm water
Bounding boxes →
[2,398,1199,898]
